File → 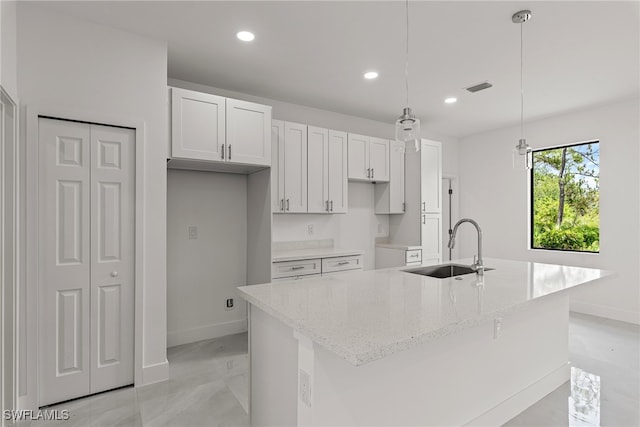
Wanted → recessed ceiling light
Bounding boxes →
[364,71,379,80]
[444,97,458,104]
[237,31,255,42]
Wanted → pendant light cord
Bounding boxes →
[405,0,410,108]
[520,21,524,140]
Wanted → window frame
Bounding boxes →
[529,139,600,254]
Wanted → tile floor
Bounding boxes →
[20,313,639,426]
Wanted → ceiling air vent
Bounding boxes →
[465,82,493,93]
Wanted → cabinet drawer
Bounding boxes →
[405,249,422,264]
[272,258,321,279]
[322,255,363,273]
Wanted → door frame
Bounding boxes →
[1,86,18,426]
[442,175,459,262]
[24,105,146,410]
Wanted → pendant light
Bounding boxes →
[395,0,420,153]
[512,10,533,170]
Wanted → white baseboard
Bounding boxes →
[570,300,640,325]
[139,360,169,386]
[465,363,570,426]
[167,319,248,348]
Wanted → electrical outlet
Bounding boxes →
[494,317,503,339]
[307,224,314,235]
[299,369,311,407]
[188,226,198,240]
[225,298,235,311]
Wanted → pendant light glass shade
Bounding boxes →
[512,138,532,169]
[396,107,421,153]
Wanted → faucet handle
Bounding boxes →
[473,254,477,266]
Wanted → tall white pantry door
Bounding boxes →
[38,118,135,406]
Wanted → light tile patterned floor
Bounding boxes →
[21,313,639,426]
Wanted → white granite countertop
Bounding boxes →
[272,247,364,262]
[237,258,612,366]
[375,243,422,250]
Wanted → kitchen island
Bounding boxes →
[237,258,611,426]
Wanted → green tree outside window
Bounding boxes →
[531,141,599,252]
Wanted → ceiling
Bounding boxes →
[35,1,640,138]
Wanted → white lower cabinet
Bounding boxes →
[272,254,363,281]
[375,246,422,269]
[422,213,442,265]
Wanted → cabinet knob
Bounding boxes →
[111,271,119,278]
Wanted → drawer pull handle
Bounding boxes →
[291,266,305,270]
[337,261,350,266]
[409,254,419,258]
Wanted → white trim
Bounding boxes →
[167,320,248,348]
[570,301,640,325]
[24,104,152,410]
[464,363,570,426]
[1,86,19,425]
[139,360,169,387]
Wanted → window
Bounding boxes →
[531,141,600,252]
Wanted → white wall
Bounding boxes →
[0,0,17,100]
[166,170,248,347]
[168,79,460,270]
[17,2,169,404]
[458,98,640,324]
[272,182,385,271]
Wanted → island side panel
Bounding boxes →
[311,294,570,426]
[250,305,298,426]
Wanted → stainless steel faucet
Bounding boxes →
[448,218,484,276]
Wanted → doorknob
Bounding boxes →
[111,271,119,277]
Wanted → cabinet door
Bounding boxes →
[271,120,285,213]
[420,139,442,213]
[307,126,329,213]
[421,213,442,264]
[389,140,405,213]
[226,98,271,166]
[369,137,390,182]
[328,130,348,213]
[347,133,369,180]
[171,88,225,161]
[283,122,307,213]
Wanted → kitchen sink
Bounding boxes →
[404,263,494,279]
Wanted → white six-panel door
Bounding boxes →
[89,125,134,394]
[38,118,134,406]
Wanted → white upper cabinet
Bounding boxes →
[273,121,307,213]
[171,88,225,161]
[307,126,329,213]
[308,127,348,214]
[420,140,442,213]
[327,130,348,213]
[271,120,285,213]
[347,134,390,182]
[226,98,272,166]
[369,137,390,182]
[171,87,271,167]
[347,133,369,181]
[375,140,405,214]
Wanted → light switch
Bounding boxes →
[188,226,198,240]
